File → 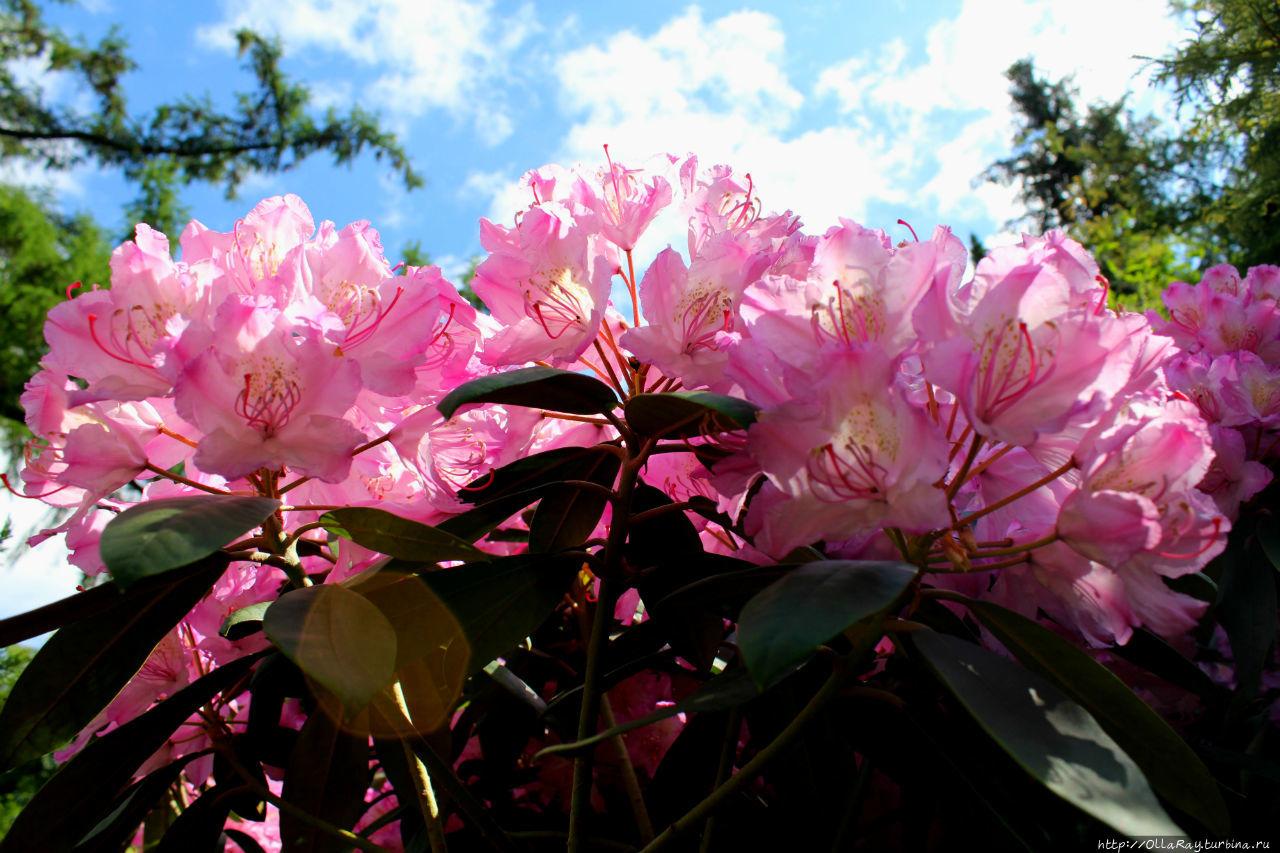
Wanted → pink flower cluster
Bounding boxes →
[18,152,1275,847]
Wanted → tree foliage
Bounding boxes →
[0,0,422,236]
[984,0,1280,307]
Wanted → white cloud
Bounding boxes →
[197,0,537,146]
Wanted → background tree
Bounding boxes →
[0,0,422,435]
[983,0,1280,308]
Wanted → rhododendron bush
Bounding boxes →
[1,152,1277,851]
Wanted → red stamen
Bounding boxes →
[1,473,69,500]
[86,313,152,368]
[66,282,82,300]
[533,303,573,340]
[1151,517,1223,560]
[459,469,497,492]
[897,219,920,242]
[344,286,405,350]
[1095,275,1110,316]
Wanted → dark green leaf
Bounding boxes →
[264,584,398,717]
[912,630,1182,836]
[438,366,618,419]
[0,654,260,853]
[321,507,490,563]
[223,829,270,853]
[624,391,758,438]
[1214,530,1278,698]
[1258,519,1280,575]
[967,599,1229,834]
[0,555,229,772]
[423,553,581,673]
[279,707,371,853]
[71,755,194,853]
[151,781,241,853]
[1110,627,1224,699]
[436,488,546,543]
[528,452,620,553]
[457,446,608,505]
[100,495,279,588]
[220,601,271,641]
[737,560,916,687]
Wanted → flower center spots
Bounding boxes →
[812,273,884,346]
[233,226,283,284]
[806,399,895,502]
[974,318,1051,419]
[524,266,591,340]
[675,281,733,354]
[235,357,302,436]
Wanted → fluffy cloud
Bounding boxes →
[197,0,537,145]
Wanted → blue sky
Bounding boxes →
[3,0,1191,622]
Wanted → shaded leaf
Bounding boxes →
[737,560,916,687]
[1214,530,1278,698]
[528,452,620,553]
[151,781,240,853]
[223,829,270,853]
[456,446,607,505]
[321,507,490,563]
[100,495,279,588]
[0,555,229,772]
[967,599,1228,834]
[1110,627,1224,699]
[436,488,546,543]
[71,755,194,853]
[0,654,261,852]
[912,630,1183,837]
[624,391,758,438]
[438,366,618,419]
[279,707,372,853]
[264,584,397,717]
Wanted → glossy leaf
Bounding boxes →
[279,707,372,853]
[528,451,620,553]
[624,391,759,438]
[737,560,916,687]
[913,630,1183,837]
[967,599,1228,834]
[1215,530,1278,698]
[100,495,279,588]
[264,584,398,717]
[0,654,260,853]
[438,365,618,419]
[220,601,271,641]
[151,781,241,853]
[321,507,490,563]
[436,488,546,543]
[0,555,229,773]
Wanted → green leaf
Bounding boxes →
[422,553,581,673]
[320,507,491,563]
[456,446,610,505]
[264,584,398,717]
[151,782,241,853]
[100,495,280,588]
[436,488,546,543]
[279,706,372,853]
[71,756,194,853]
[1214,529,1278,698]
[1258,518,1280,575]
[624,391,759,438]
[0,654,261,853]
[737,560,916,687]
[438,366,618,419]
[220,601,272,641]
[528,452,620,553]
[967,599,1228,834]
[912,630,1184,837]
[0,555,229,773]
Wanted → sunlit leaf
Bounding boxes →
[438,366,618,419]
[967,599,1228,834]
[913,630,1183,837]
